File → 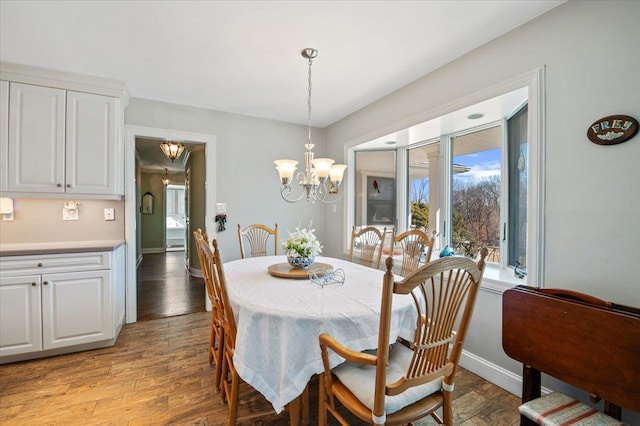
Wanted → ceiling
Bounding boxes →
[359,87,528,150]
[0,1,564,130]
[136,138,203,173]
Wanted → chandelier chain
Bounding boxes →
[307,55,313,145]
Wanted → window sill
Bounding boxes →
[480,263,528,295]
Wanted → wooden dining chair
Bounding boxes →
[319,248,488,426]
[390,228,436,277]
[349,226,387,269]
[237,223,278,259]
[210,239,306,424]
[192,228,224,391]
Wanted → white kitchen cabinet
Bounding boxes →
[5,82,120,196]
[42,269,111,350]
[0,80,8,191]
[0,62,127,198]
[0,275,42,356]
[0,245,125,362]
[65,90,119,195]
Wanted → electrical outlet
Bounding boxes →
[104,208,115,221]
[63,209,78,221]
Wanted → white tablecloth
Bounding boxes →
[224,255,416,414]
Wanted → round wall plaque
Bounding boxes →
[587,115,638,145]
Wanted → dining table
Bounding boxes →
[223,255,418,417]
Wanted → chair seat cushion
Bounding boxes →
[519,392,626,426]
[332,342,442,415]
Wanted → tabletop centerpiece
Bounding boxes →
[283,222,322,268]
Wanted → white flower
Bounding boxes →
[282,222,322,258]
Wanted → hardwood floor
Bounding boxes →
[136,251,206,321]
[0,311,522,425]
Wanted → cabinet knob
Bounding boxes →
[37,263,43,267]
[32,282,37,286]
[43,281,49,285]
[57,183,62,187]
[66,184,71,188]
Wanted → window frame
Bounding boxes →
[345,68,545,289]
[445,120,503,266]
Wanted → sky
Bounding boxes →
[411,147,503,201]
[454,147,502,184]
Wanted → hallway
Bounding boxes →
[136,251,205,321]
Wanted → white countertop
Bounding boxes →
[0,240,125,256]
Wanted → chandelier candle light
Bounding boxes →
[275,48,347,203]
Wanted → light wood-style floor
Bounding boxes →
[0,311,521,425]
[1,252,521,425]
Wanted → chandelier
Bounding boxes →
[161,168,170,186]
[274,48,346,203]
[160,141,185,162]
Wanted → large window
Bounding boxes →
[349,75,544,286]
[408,141,439,232]
[451,126,502,263]
[507,104,528,268]
[354,150,396,229]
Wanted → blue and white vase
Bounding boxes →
[287,255,315,268]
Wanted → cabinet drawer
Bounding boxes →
[0,252,111,277]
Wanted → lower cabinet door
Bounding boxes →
[0,275,43,356]
[41,270,112,349]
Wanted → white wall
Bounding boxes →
[125,99,326,261]
[324,1,640,420]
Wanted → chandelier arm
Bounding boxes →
[317,189,345,204]
[321,193,344,203]
[313,182,328,202]
[316,179,346,203]
[296,170,310,185]
[280,185,306,203]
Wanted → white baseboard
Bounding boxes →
[190,267,203,278]
[460,350,522,397]
[459,350,522,397]
[141,248,165,254]
[458,349,551,398]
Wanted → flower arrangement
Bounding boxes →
[282,223,322,259]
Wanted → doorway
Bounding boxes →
[165,184,186,251]
[125,125,217,323]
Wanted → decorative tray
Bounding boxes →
[267,262,333,279]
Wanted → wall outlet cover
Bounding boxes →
[104,208,115,221]
[63,209,79,221]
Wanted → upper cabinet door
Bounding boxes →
[7,83,66,193]
[65,91,118,195]
[0,81,8,192]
